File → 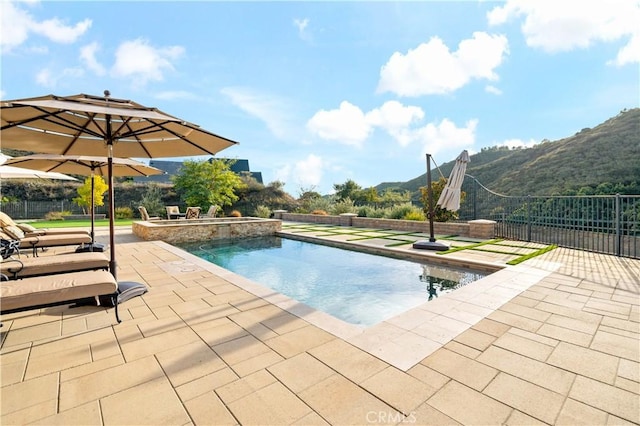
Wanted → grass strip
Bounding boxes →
[507,245,558,265]
[29,219,134,228]
[437,239,504,255]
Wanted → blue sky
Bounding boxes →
[1,1,638,195]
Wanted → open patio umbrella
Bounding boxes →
[436,150,470,211]
[3,154,164,251]
[0,153,77,181]
[1,92,239,279]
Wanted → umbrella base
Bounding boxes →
[75,242,107,253]
[413,240,449,251]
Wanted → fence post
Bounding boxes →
[526,195,532,242]
[615,193,621,257]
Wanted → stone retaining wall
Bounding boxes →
[132,217,281,244]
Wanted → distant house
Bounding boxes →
[133,158,263,184]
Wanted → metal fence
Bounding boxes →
[458,176,639,259]
[0,200,109,220]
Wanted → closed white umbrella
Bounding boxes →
[437,150,470,211]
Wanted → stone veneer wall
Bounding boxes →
[273,211,495,239]
[132,217,281,244]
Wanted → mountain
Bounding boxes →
[377,108,640,196]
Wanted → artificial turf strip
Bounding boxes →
[436,239,504,255]
[506,244,558,265]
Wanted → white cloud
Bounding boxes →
[485,85,503,95]
[221,86,295,139]
[366,101,424,146]
[294,18,312,42]
[377,32,509,97]
[414,118,478,158]
[307,101,372,147]
[292,154,324,187]
[35,66,84,89]
[487,0,639,65]
[111,38,184,85]
[80,42,106,76]
[1,1,91,53]
[496,138,538,149]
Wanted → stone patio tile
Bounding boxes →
[30,401,101,426]
[101,377,191,425]
[492,331,554,361]
[1,400,58,426]
[156,340,226,387]
[505,410,547,425]
[536,301,602,321]
[584,299,631,319]
[60,354,125,382]
[471,318,511,337]
[615,376,639,394]
[444,340,481,359]
[212,334,273,366]
[547,314,602,337]
[453,327,496,351]
[617,358,639,383]
[421,348,498,391]
[500,301,552,322]
[191,317,250,347]
[142,291,185,308]
[265,324,334,358]
[406,364,450,391]
[58,355,164,412]
[1,372,58,417]
[261,311,311,335]
[175,367,239,403]
[547,341,619,384]
[477,346,575,395]
[361,366,437,414]
[0,347,29,385]
[385,307,438,330]
[487,310,543,333]
[183,391,237,425]
[309,338,388,383]
[599,325,639,339]
[555,398,609,425]
[484,373,565,424]
[215,369,277,404]
[25,344,92,380]
[601,316,640,334]
[120,326,201,361]
[411,403,461,425]
[569,376,640,424]
[137,316,188,337]
[173,284,214,301]
[180,303,242,326]
[537,323,593,346]
[427,380,512,425]
[299,374,395,425]
[268,353,335,393]
[228,381,312,425]
[2,321,61,348]
[230,348,284,377]
[590,330,639,361]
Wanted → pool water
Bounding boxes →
[177,236,487,326]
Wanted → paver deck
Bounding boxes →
[1,222,638,425]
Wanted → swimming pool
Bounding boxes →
[177,236,487,326]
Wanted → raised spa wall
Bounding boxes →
[132,217,281,244]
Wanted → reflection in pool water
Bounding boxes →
[177,236,487,326]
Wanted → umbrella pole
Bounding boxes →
[90,172,95,245]
[107,132,117,280]
[412,153,449,251]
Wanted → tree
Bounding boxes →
[333,179,362,201]
[73,175,108,214]
[172,159,247,209]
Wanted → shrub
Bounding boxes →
[311,210,328,215]
[404,210,426,221]
[386,203,416,219]
[306,196,334,214]
[229,210,242,217]
[331,197,357,215]
[45,211,70,221]
[115,206,133,219]
[254,205,271,218]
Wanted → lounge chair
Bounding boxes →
[1,251,109,279]
[185,206,201,219]
[165,205,182,219]
[138,206,160,221]
[1,270,122,323]
[203,205,218,218]
[0,211,90,237]
[1,228,92,257]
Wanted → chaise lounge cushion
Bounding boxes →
[1,252,109,279]
[1,270,117,312]
[0,212,90,237]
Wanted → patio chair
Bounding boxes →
[138,206,160,221]
[1,251,109,279]
[203,205,218,218]
[1,269,122,323]
[165,205,182,219]
[185,206,201,219]
[0,211,90,237]
[1,228,92,257]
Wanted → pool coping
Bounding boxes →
[157,232,561,371]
